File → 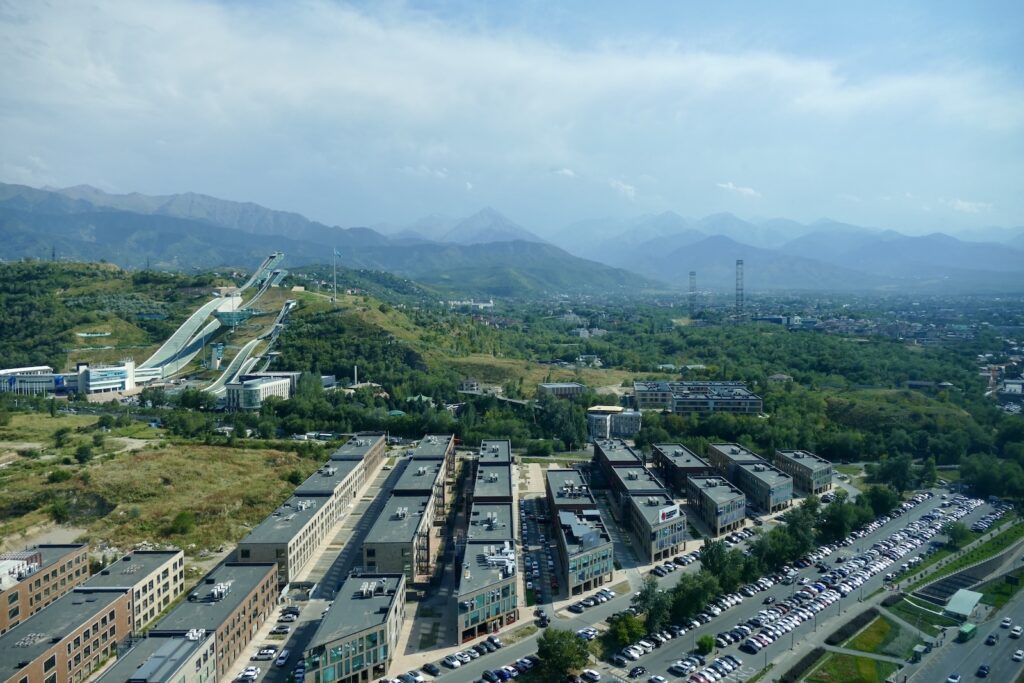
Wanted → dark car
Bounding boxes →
[986,633,999,645]
[422,663,441,676]
[763,596,776,604]
[628,666,646,678]
[482,670,500,683]
[977,664,991,677]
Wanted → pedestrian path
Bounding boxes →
[822,643,906,665]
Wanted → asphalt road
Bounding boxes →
[934,590,1024,683]
[441,490,998,683]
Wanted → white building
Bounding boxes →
[226,376,291,411]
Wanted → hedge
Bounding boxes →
[780,646,826,683]
[824,607,879,646]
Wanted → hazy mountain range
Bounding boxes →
[1,182,1023,294]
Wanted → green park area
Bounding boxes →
[884,598,959,637]
[844,615,917,660]
[803,652,900,683]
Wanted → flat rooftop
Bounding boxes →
[311,574,403,648]
[83,551,179,589]
[393,461,443,494]
[473,464,512,501]
[738,462,793,489]
[478,439,512,465]
[294,460,362,496]
[557,509,612,556]
[329,434,386,461]
[411,434,454,460]
[653,444,711,469]
[0,544,84,592]
[96,632,211,683]
[538,382,584,389]
[610,466,668,494]
[635,380,760,400]
[708,443,765,465]
[466,504,514,543]
[0,588,125,675]
[152,563,276,634]
[546,470,594,506]
[239,495,328,546]
[690,476,746,504]
[775,449,832,472]
[363,495,430,545]
[595,439,644,466]
[457,541,516,597]
[629,494,683,525]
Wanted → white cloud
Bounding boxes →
[717,181,761,198]
[609,178,636,201]
[465,181,473,191]
[400,165,448,180]
[942,198,993,213]
[554,167,576,178]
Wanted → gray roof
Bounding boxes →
[238,495,329,546]
[473,464,512,501]
[96,632,212,683]
[363,495,431,545]
[295,460,362,496]
[595,440,644,466]
[84,551,179,589]
[0,544,85,592]
[151,563,275,634]
[465,504,514,543]
[610,467,668,495]
[557,509,611,556]
[411,434,454,460]
[653,444,710,469]
[393,461,442,495]
[478,440,512,465]
[774,449,832,473]
[545,470,594,506]
[635,380,760,400]
[457,541,517,597]
[310,574,403,647]
[689,476,746,504]
[538,382,585,389]
[737,462,793,489]
[945,589,983,618]
[330,433,386,461]
[629,494,683,525]
[0,588,125,675]
[708,443,764,465]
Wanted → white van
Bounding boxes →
[275,649,291,667]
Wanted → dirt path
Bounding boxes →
[0,523,88,553]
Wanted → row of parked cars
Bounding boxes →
[668,654,743,682]
[568,587,617,613]
[971,500,1011,532]
[440,634,505,670]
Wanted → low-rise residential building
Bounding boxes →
[0,587,132,683]
[545,470,593,513]
[361,495,435,584]
[706,443,763,480]
[410,434,455,462]
[0,545,89,635]
[236,494,335,586]
[624,494,687,562]
[734,462,793,513]
[152,563,278,682]
[330,433,387,472]
[685,476,747,537]
[83,551,185,634]
[633,381,762,415]
[472,463,513,504]
[536,382,586,400]
[96,629,216,683]
[593,439,644,487]
[393,461,444,497]
[773,449,833,495]
[225,376,291,411]
[456,540,518,643]
[304,574,406,683]
[606,466,667,512]
[294,460,365,526]
[587,406,642,441]
[555,509,614,595]
[651,444,712,495]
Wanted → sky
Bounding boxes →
[1,0,1022,236]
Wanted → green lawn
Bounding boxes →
[844,615,917,660]
[908,520,1024,591]
[884,599,959,637]
[979,570,1024,609]
[804,652,900,683]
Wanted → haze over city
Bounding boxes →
[1,0,1022,236]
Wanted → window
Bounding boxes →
[44,655,57,672]
[240,549,251,559]
[365,548,375,558]
[6,593,17,605]
[7,606,18,620]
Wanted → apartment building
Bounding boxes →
[593,439,644,490]
[706,443,763,480]
[555,509,614,595]
[96,629,215,683]
[293,460,366,528]
[0,587,131,683]
[633,381,763,416]
[304,574,406,683]
[624,494,688,562]
[411,434,456,520]
[361,496,435,584]
[685,476,747,537]
[586,406,643,441]
[330,434,387,473]
[734,462,793,514]
[536,382,586,399]
[236,494,334,586]
[773,449,833,495]
[150,563,278,682]
[651,444,712,495]
[82,550,185,634]
[545,470,594,513]
[393,461,444,497]
[0,545,89,635]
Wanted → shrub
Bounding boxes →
[168,510,196,535]
[697,634,715,655]
[780,647,826,683]
[824,608,878,645]
[47,469,73,483]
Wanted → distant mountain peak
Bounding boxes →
[442,207,544,245]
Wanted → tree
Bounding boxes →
[535,628,590,682]
[605,613,646,649]
[696,634,715,655]
[97,414,115,430]
[285,469,304,485]
[918,456,938,487]
[670,572,720,623]
[74,445,93,464]
[53,427,71,448]
[943,521,971,550]
[168,510,196,536]
[861,485,900,517]
[632,576,672,631]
